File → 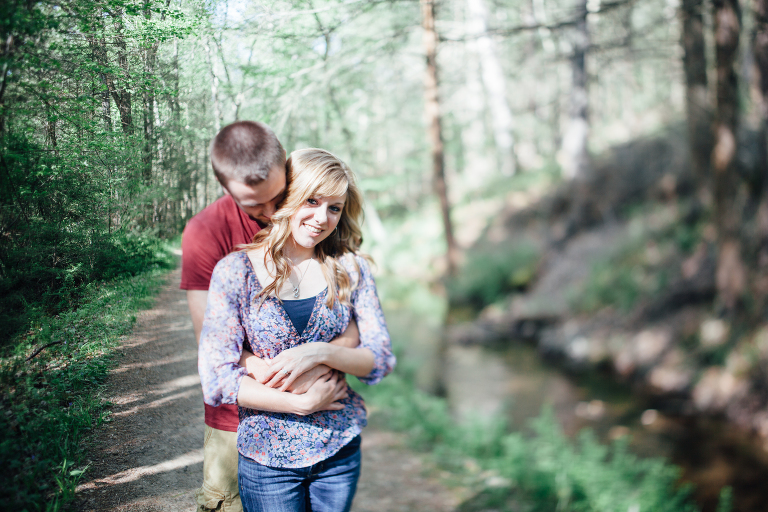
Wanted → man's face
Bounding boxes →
[224,165,286,225]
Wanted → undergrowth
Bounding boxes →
[448,240,540,309]
[0,257,174,511]
[572,205,703,314]
[354,370,731,512]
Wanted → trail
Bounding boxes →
[75,266,460,511]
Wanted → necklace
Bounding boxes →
[289,258,314,298]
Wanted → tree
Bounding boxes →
[560,0,590,180]
[466,0,517,175]
[681,0,712,199]
[422,0,459,276]
[712,0,745,312]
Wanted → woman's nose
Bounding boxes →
[314,205,328,224]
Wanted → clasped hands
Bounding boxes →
[240,344,348,413]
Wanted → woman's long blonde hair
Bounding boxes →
[243,148,367,307]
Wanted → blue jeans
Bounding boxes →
[238,435,361,512]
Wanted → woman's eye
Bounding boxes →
[307,198,318,205]
[330,206,342,213]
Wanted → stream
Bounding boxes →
[385,304,768,512]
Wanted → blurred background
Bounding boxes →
[1,0,767,510]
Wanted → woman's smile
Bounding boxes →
[290,194,347,252]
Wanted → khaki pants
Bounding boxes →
[195,425,242,512]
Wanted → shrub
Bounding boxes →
[449,241,540,309]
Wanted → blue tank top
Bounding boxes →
[281,295,318,335]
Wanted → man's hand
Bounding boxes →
[292,371,348,416]
[286,364,332,394]
[261,319,361,391]
[239,349,271,382]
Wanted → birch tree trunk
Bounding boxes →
[560,0,590,180]
[712,0,745,312]
[205,42,223,134]
[422,0,459,276]
[681,0,712,198]
[466,0,517,175]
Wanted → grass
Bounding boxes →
[0,250,176,511]
[353,368,731,512]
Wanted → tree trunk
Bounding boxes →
[752,0,768,311]
[100,37,112,133]
[754,0,768,187]
[0,34,14,135]
[681,0,712,198]
[110,9,134,135]
[205,42,223,133]
[712,0,745,312]
[422,0,459,276]
[466,0,517,175]
[142,6,158,184]
[560,0,590,180]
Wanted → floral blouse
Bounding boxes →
[198,251,395,468]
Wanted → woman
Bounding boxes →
[198,148,395,512]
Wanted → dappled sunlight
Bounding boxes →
[111,352,197,374]
[76,449,203,490]
[113,388,200,417]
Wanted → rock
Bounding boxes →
[614,328,672,376]
[647,349,693,393]
[700,319,730,348]
[692,367,749,413]
[641,409,659,426]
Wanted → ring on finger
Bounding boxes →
[280,368,290,375]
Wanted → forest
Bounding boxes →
[1,0,767,510]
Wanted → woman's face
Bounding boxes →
[289,192,347,253]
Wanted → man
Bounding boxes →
[181,121,358,512]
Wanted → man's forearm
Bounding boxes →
[330,318,359,348]
[186,290,208,344]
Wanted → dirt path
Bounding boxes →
[75,266,461,511]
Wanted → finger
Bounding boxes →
[260,363,283,383]
[323,402,345,411]
[266,367,292,388]
[278,372,300,392]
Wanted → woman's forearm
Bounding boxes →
[237,376,310,415]
[237,373,348,416]
[320,344,375,377]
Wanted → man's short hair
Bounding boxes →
[210,121,285,186]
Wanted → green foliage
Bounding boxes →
[449,241,540,309]
[576,264,643,313]
[0,267,169,510]
[354,374,731,512]
[0,0,198,344]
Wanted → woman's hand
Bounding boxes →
[262,343,332,391]
[285,364,332,394]
[293,371,348,416]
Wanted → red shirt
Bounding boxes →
[181,194,262,431]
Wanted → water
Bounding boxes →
[444,342,768,512]
[385,303,768,512]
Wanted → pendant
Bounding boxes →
[293,287,300,298]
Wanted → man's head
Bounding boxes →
[210,121,287,224]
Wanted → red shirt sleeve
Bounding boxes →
[180,217,220,291]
